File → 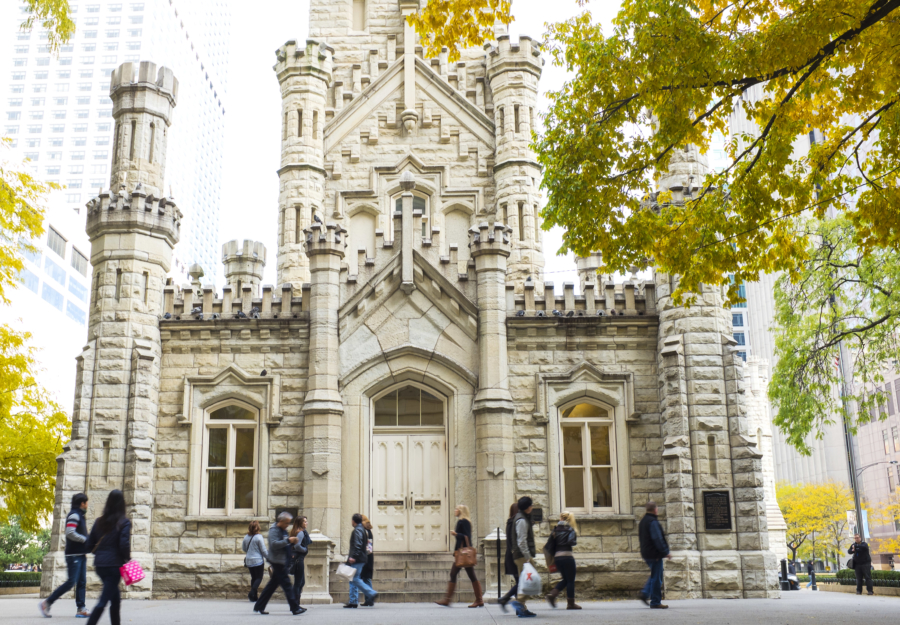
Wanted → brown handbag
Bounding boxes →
[454,535,478,568]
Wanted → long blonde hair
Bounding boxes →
[456,504,472,522]
[361,514,373,531]
[560,511,577,532]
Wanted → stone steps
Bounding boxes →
[328,552,487,603]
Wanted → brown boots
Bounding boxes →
[546,588,560,608]
[468,580,484,608]
[567,597,582,610]
[435,582,456,607]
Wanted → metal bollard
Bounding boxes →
[780,559,790,591]
[810,570,817,591]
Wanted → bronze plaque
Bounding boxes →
[703,491,732,531]
[377,500,404,507]
[415,500,441,506]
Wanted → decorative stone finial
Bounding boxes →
[399,171,416,191]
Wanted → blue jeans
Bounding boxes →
[347,562,377,604]
[642,558,664,606]
[47,555,87,610]
[87,566,121,625]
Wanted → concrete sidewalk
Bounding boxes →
[1,590,893,624]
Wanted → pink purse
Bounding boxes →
[120,560,145,586]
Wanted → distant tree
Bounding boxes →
[869,487,900,555]
[777,481,827,562]
[769,217,900,452]
[407,0,512,62]
[817,482,855,568]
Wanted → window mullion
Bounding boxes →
[227,425,235,515]
[583,423,592,513]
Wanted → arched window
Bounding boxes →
[560,402,615,512]
[201,400,259,515]
[374,385,444,427]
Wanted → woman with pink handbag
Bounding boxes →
[83,490,132,625]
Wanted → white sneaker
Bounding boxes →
[39,600,51,618]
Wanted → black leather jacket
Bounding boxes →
[548,522,577,553]
[348,523,368,565]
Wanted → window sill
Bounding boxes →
[570,513,637,522]
[184,515,269,523]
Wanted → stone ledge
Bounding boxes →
[820,584,900,597]
[182,515,271,523]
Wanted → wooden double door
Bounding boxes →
[371,434,447,552]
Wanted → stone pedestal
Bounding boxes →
[481,527,509,600]
[303,530,336,604]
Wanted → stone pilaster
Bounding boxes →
[302,222,346,545]
[470,222,516,538]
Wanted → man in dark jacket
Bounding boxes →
[41,493,90,618]
[849,534,874,595]
[638,501,671,609]
[508,496,537,618]
[345,513,378,608]
[253,512,304,615]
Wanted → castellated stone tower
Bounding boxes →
[275,40,334,287]
[109,61,179,198]
[222,240,267,299]
[485,35,544,290]
[652,146,778,598]
[41,60,181,599]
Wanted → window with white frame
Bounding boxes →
[201,401,259,515]
[559,402,616,512]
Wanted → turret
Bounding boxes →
[274,39,334,287]
[222,239,267,299]
[108,61,178,198]
[485,35,544,291]
[44,60,180,599]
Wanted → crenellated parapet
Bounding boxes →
[84,188,182,274]
[484,35,543,82]
[469,222,512,259]
[274,38,335,85]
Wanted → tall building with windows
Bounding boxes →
[0,197,92,406]
[1,0,230,284]
[728,88,853,487]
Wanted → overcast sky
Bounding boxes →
[218,0,621,290]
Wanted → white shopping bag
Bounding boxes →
[336,562,357,582]
[518,562,542,596]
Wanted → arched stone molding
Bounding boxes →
[337,347,477,554]
[178,364,282,519]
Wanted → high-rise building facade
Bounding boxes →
[2,0,230,284]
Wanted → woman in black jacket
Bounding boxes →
[289,516,311,607]
[497,502,520,612]
[436,504,482,608]
[83,490,131,625]
[545,511,580,610]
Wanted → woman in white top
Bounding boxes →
[242,521,269,602]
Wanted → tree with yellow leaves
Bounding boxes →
[777,481,827,563]
[1,0,75,533]
[410,0,900,447]
[869,487,900,556]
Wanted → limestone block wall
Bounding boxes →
[505,296,662,597]
[146,298,310,598]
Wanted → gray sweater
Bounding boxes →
[242,533,268,568]
[266,523,292,566]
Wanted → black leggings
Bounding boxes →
[248,564,265,599]
[554,556,576,599]
[450,564,478,583]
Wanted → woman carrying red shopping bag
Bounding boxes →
[82,490,132,625]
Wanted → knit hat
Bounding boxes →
[517,496,533,511]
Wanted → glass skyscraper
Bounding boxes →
[2,0,231,284]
